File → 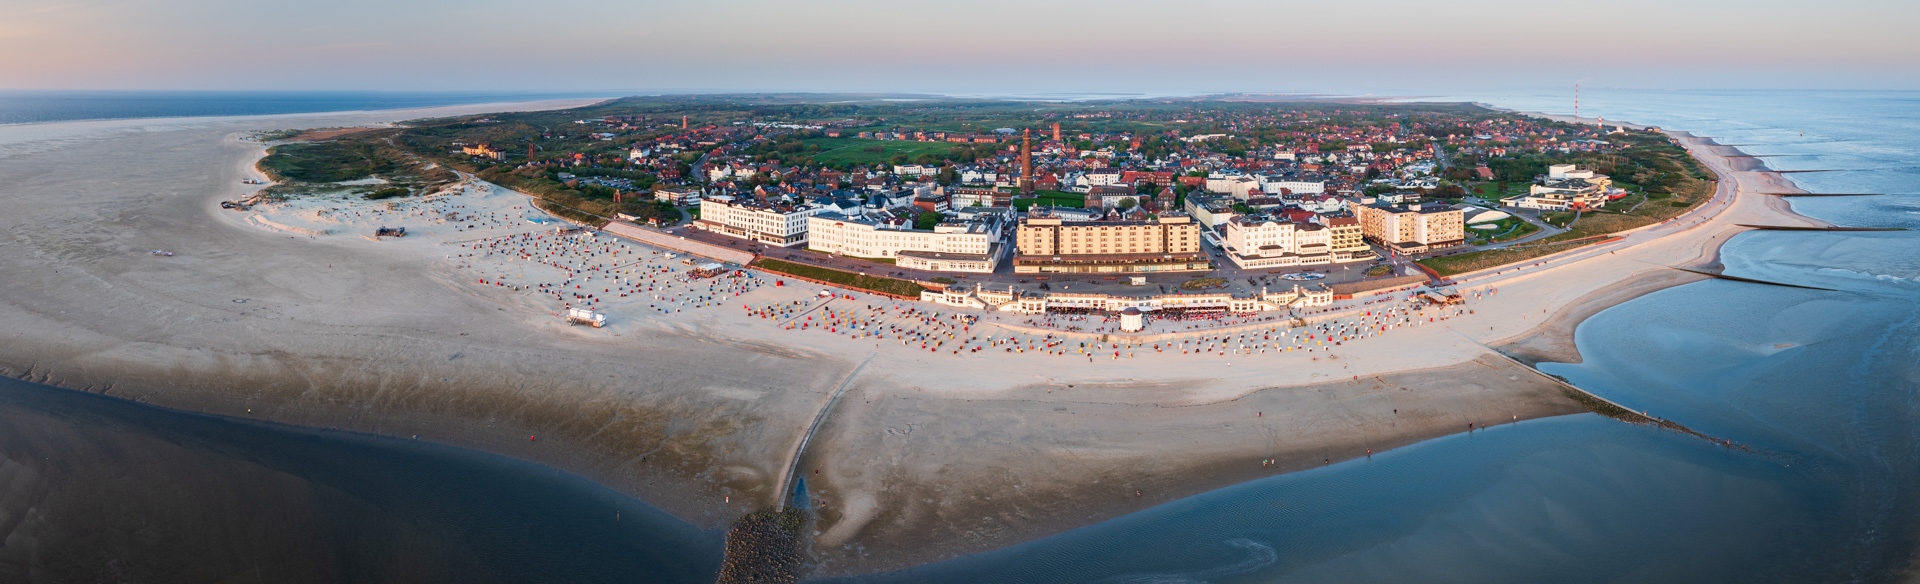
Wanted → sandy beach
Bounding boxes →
[0,100,1831,574]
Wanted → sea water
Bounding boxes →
[833,89,1920,583]
[0,377,724,583]
[1,89,1915,582]
[0,90,618,126]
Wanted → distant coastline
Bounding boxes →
[0,90,621,126]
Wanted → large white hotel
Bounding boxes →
[806,209,1010,273]
[695,195,825,247]
[1220,215,1373,269]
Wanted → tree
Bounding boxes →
[938,166,959,185]
[915,210,942,230]
[1117,197,1137,211]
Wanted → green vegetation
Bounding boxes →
[752,258,927,297]
[915,210,943,230]
[798,137,960,166]
[1012,190,1087,210]
[253,129,304,141]
[1179,277,1227,290]
[365,187,410,200]
[1462,217,1536,245]
[804,249,895,264]
[1419,132,1718,277]
[1364,265,1393,277]
[930,277,957,285]
[465,164,678,227]
[260,139,404,183]
[255,130,457,200]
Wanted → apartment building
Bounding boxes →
[1354,202,1466,255]
[1322,216,1372,261]
[1012,214,1209,274]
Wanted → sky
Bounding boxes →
[3,0,1917,93]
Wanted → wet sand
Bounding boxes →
[0,376,722,584]
[0,103,1827,576]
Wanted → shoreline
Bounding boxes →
[0,99,1838,576]
[1478,129,1831,366]
[0,96,615,131]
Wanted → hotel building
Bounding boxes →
[1221,215,1373,269]
[695,195,825,247]
[806,210,1008,273]
[1353,202,1466,255]
[1012,214,1209,274]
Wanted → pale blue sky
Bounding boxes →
[3,0,1915,92]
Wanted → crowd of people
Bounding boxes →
[745,287,1482,363]
[453,230,764,315]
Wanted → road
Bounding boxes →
[1478,210,1565,249]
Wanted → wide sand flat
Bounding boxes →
[0,100,1810,573]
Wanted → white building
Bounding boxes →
[1221,216,1363,269]
[806,211,1006,273]
[1548,164,1596,180]
[695,195,825,247]
[1259,176,1327,196]
[1204,174,1263,198]
[1503,165,1615,211]
[1298,194,1347,214]
[654,188,702,205]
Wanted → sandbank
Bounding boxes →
[0,101,1827,575]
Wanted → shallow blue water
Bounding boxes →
[835,90,1920,583]
[1,89,1914,582]
[0,90,617,125]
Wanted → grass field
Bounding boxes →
[1012,190,1088,210]
[798,138,960,166]
[1421,140,1719,277]
[1467,181,1529,201]
[752,258,927,297]
[1419,195,1701,276]
[1465,217,1538,245]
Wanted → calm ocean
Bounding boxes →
[0,89,1914,583]
[837,89,1920,583]
[0,90,619,126]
